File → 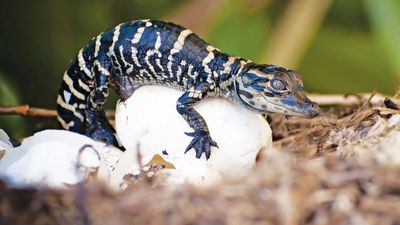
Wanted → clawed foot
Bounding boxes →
[86,108,123,149]
[184,130,218,159]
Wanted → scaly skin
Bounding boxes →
[57,19,320,159]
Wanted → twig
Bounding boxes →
[0,105,115,119]
[341,91,376,127]
[273,126,322,146]
[0,105,57,117]
[307,93,395,106]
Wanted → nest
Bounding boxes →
[2,94,400,225]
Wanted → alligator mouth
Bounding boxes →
[265,99,319,118]
[235,82,265,114]
[234,81,318,117]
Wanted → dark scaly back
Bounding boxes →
[107,20,245,89]
[57,19,248,134]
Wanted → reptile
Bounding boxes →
[57,19,320,159]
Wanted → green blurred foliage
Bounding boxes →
[299,0,398,94]
[0,0,399,137]
[0,72,26,138]
[364,0,400,75]
[300,26,395,93]
[207,1,270,61]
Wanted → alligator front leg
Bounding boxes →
[86,58,119,147]
[177,82,218,159]
[86,103,118,146]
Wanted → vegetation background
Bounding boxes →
[0,0,399,138]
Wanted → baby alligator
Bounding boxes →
[57,19,320,159]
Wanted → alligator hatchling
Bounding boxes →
[57,19,320,159]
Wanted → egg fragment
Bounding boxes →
[0,129,13,158]
[0,130,122,189]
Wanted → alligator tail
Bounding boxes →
[57,55,93,134]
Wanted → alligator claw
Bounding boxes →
[184,130,218,159]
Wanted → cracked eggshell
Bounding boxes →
[0,130,122,189]
[115,86,272,180]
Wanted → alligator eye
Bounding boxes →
[271,79,286,91]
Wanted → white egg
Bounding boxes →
[113,86,272,186]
